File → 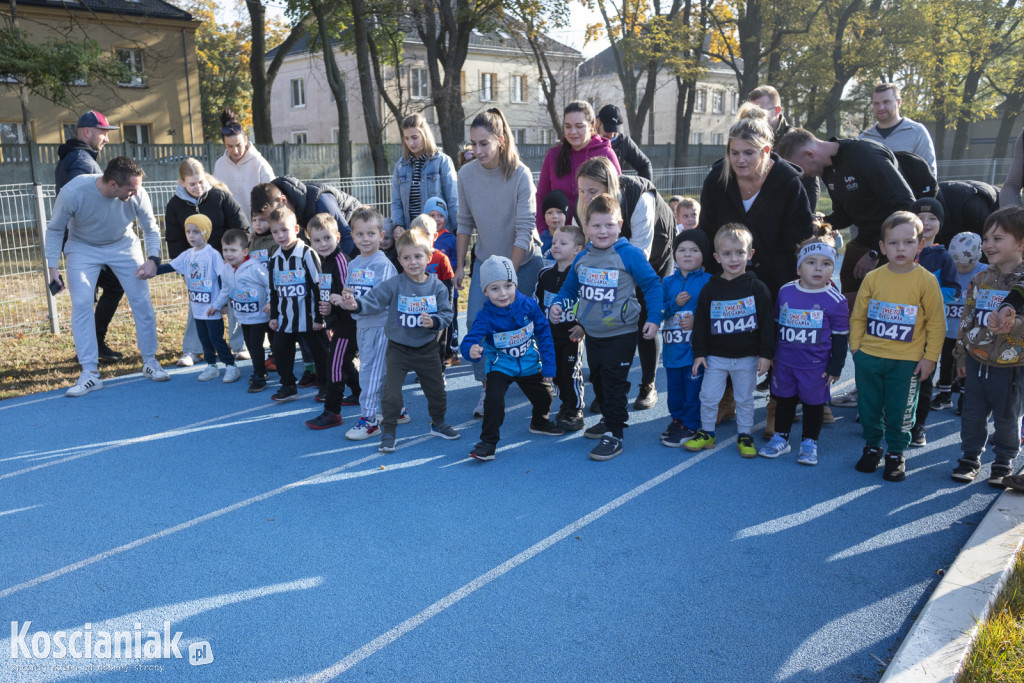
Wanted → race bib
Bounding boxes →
[318,273,332,302]
[187,277,213,304]
[543,290,577,323]
[710,296,758,335]
[973,289,1008,328]
[778,306,824,345]
[945,301,965,322]
[274,269,306,298]
[230,288,260,314]
[493,322,535,358]
[251,249,269,264]
[579,267,618,303]
[866,299,917,342]
[346,268,376,297]
[397,295,437,328]
[661,313,692,345]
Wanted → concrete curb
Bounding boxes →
[880,488,1024,682]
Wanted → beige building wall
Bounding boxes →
[0,4,202,145]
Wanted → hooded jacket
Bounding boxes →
[460,291,556,378]
[661,266,712,367]
[213,143,274,219]
[55,139,101,194]
[691,271,775,360]
[955,261,1024,368]
[535,134,621,233]
[609,133,653,181]
[165,184,249,258]
[272,176,359,256]
[211,256,271,325]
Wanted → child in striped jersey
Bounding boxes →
[759,235,849,465]
[339,229,460,453]
[267,206,330,403]
[334,206,399,441]
[306,213,361,430]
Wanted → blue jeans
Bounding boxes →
[466,251,544,382]
[195,317,234,366]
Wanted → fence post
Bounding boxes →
[282,141,290,176]
[991,158,998,186]
[34,184,59,334]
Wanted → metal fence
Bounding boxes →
[0,161,1014,338]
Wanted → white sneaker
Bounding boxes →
[831,389,857,407]
[223,365,241,383]
[397,406,411,424]
[346,416,381,440]
[176,353,196,367]
[66,372,103,397]
[198,364,220,381]
[143,360,170,382]
[234,349,251,361]
[473,386,486,418]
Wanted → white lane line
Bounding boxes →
[0,451,386,600]
[0,504,43,518]
[306,442,729,681]
[0,403,297,480]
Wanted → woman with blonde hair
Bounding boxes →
[165,157,250,366]
[456,107,545,417]
[390,112,458,234]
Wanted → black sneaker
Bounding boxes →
[855,446,884,473]
[661,419,682,439]
[909,425,927,448]
[98,343,123,363]
[584,419,607,439]
[379,433,396,453]
[298,370,317,388]
[306,411,342,430]
[633,383,657,410]
[341,392,361,406]
[951,464,979,483]
[248,374,268,393]
[315,387,328,403]
[589,398,602,414]
[883,452,906,482]
[589,434,623,461]
[930,391,953,411]
[271,385,298,402]
[1004,473,1024,493]
[529,420,566,436]
[469,442,496,461]
[661,422,695,448]
[557,410,584,432]
[429,422,461,440]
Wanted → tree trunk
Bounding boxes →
[351,0,389,175]
[674,76,696,167]
[952,66,984,159]
[311,0,350,177]
[9,0,38,184]
[993,97,1024,158]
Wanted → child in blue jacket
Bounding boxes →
[461,255,565,461]
[660,229,713,446]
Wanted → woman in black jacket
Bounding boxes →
[697,105,814,297]
[575,156,675,410]
[165,158,250,365]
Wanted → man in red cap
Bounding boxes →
[55,110,125,361]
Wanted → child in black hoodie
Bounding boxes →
[684,223,774,457]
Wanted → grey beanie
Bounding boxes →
[479,255,518,291]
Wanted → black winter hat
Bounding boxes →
[912,197,945,226]
[674,228,713,268]
[541,189,570,218]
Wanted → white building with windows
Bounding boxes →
[576,47,740,147]
[267,28,582,148]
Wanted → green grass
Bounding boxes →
[958,549,1024,682]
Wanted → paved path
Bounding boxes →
[0,353,1001,682]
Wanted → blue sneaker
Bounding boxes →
[758,435,790,459]
[797,439,818,466]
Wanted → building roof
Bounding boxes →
[267,22,580,62]
[3,0,192,21]
[579,44,739,79]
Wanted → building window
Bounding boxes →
[292,131,308,144]
[122,123,151,146]
[412,68,429,99]
[291,78,305,108]
[732,92,740,114]
[694,89,706,113]
[513,129,526,145]
[539,128,555,145]
[116,48,146,87]
[511,75,527,103]
[538,77,547,102]
[461,70,467,100]
[480,72,496,102]
[712,132,724,145]
[331,128,339,143]
[691,131,703,145]
[0,122,26,144]
[712,90,724,114]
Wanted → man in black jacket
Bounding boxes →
[748,85,820,210]
[596,105,653,181]
[251,177,359,257]
[54,110,125,362]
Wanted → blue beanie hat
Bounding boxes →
[423,197,448,222]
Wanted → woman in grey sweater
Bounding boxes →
[456,107,544,415]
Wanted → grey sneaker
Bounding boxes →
[379,433,396,453]
[430,422,461,440]
[589,434,624,461]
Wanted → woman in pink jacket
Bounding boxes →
[535,101,621,250]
